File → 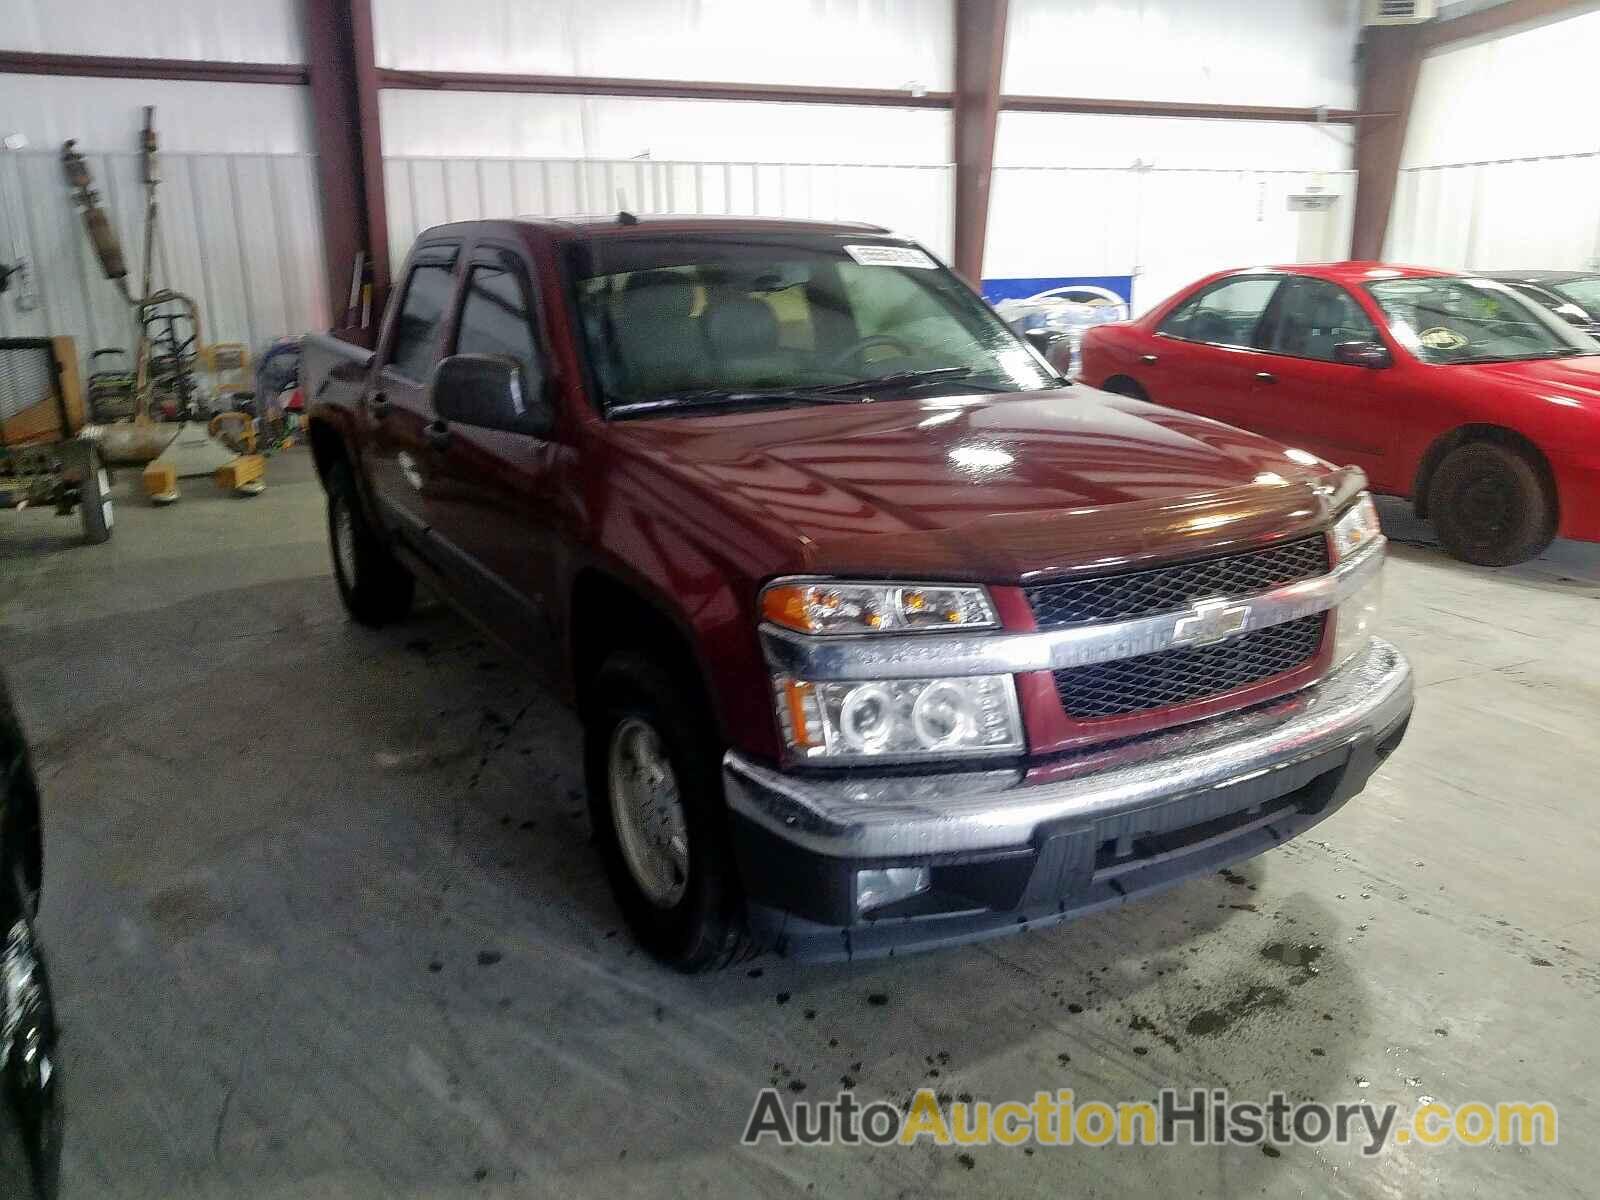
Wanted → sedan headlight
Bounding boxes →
[1331,492,1380,562]
[774,674,1023,762]
[761,580,998,635]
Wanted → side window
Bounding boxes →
[455,257,545,391]
[1262,278,1378,362]
[387,246,459,381]
[1158,277,1282,348]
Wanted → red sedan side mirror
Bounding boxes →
[1333,341,1392,369]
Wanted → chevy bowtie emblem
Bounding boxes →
[1172,600,1250,648]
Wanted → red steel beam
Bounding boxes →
[1350,25,1425,261]
[1421,0,1594,47]
[374,68,952,108]
[302,0,390,338]
[1001,95,1358,123]
[0,51,306,85]
[952,0,1008,284]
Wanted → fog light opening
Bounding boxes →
[855,866,931,914]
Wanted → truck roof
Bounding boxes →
[414,213,898,246]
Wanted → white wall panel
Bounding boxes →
[0,150,328,374]
[0,0,304,63]
[381,156,952,272]
[986,167,1355,315]
[1390,6,1600,270]
[379,90,949,164]
[373,0,952,90]
[0,75,315,154]
[1402,7,1600,169]
[1003,0,1361,108]
[996,111,1353,172]
[1388,155,1600,271]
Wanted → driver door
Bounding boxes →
[1249,276,1395,476]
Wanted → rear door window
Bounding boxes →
[1159,277,1282,348]
[386,244,460,381]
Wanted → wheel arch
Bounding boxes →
[1413,424,1557,522]
[568,568,722,739]
[1099,374,1149,401]
[307,416,349,488]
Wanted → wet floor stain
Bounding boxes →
[1184,985,1287,1037]
[145,882,225,939]
[1260,940,1324,984]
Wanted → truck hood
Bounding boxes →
[612,387,1357,582]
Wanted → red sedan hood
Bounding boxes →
[613,388,1356,581]
[1458,354,1600,408]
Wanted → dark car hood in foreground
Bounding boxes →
[614,387,1358,581]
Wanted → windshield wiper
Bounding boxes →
[812,366,975,395]
[608,387,877,418]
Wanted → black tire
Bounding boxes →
[1428,441,1555,567]
[78,449,112,545]
[584,652,754,972]
[1100,375,1148,402]
[326,460,414,626]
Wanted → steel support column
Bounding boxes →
[952,0,1008,285]
[304,0,389,340]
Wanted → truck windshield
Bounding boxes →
[569,234,1058,414]
[1365,276,1600,365]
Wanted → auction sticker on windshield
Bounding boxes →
[845,244,937,269]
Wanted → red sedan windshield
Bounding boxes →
[1366,277,1600,365]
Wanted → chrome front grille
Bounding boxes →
[1051,614,1327,719]
[1024,535,1330,629]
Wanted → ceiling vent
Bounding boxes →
[1363,0,1438,24]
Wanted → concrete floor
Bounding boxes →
[1,449,1595,1199]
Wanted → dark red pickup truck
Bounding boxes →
[306,215,1412,970]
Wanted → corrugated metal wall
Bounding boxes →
[0,150,328,372]
[381,156,955,270]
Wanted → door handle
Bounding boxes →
[424,420,453,451]
[368,392,391,419]
[1140,353,1159,364]
[1254,371,1277,384]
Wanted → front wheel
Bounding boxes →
[78,448,113,545]
[584,653,753,972]
[1428,442,1554,566]
[326,461,414,626]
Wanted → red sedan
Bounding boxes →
[1080,262,1600,565]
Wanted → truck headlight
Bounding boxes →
[1330,492,1380,561]
[1331,493,1384,668]
[1333,566,1384,670]
[762,580,998,635]
[774,674,1023,761]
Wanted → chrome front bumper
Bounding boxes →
[724,636,1412,861]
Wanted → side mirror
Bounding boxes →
[430,353,552,436]
[1556,307,1592,329]
[1332,340,1392,369]
[1023,329,1059,356]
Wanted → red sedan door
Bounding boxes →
[1246,276,1396,479]
[1136,274,1286,431]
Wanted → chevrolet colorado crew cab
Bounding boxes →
[306,215,1413,970]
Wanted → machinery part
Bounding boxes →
[86,349,135,424]
[584,651,754,972]
[213,454,265,495]
[208,411,256,455]
[59,141,128,289]
[326,461,414,626]
[1428,440,1555,566]
[87,421,179,466]
[76,446,112,544]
